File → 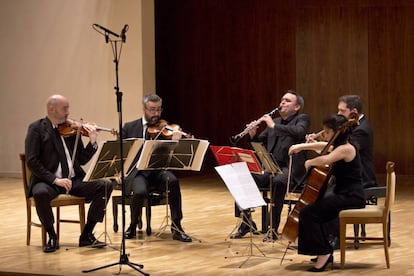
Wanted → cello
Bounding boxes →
[281,113,359,243]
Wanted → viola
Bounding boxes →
[58,119,118,137]
[147,119,192,139]
[281,113,359,244]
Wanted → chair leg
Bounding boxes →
[383,221,390,268]
[27,206,31,246]
[146,200,152,236]
[56,207,60,241]
[112,197,118,232]
[388,213,391,246]
[137,207,143,230]
[79,203,85,233]
[340,220,346,269]
[41,227,47,247]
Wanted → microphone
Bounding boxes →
[93,24,120,37]
[120,24,129,43]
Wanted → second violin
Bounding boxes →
[147,119,191,139]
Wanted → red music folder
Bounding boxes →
[210,145,263,174]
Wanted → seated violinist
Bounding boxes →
[25,94,113,253]
[288,114,365,272]
[122,93,192,242]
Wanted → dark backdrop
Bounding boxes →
[154,0,414,175]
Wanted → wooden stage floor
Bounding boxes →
[0,172,413,275]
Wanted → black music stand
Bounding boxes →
[250,142,282,243]
[215,162,270,268]
[83,23,149,276]
[136,138,209,242]
[83,139,142,249]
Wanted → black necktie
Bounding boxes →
[54,127,69,178]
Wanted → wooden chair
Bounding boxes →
[112,184,166,236]
[20,153,86,246]
[339,161,396,269]
[353,185,390,248]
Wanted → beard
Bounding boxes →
[147,115,160,126]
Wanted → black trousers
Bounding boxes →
[125,170,183,226]
[298,189,365,256]
[233,168,290,232]
[32,178,113,229]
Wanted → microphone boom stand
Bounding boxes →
[83,25,149,276]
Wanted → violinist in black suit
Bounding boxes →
[122,94,192,242]
[25,94,113,253]
[337,94,376,188]
[231,90,310,241]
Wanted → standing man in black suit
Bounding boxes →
[122,94,192,242]
[231,90,310,241]
[25,94,113,253]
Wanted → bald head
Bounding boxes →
[46,94,69,125]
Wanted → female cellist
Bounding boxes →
[288,114,365,272]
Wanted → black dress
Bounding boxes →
[297,145,366,256]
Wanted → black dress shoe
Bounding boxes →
[262,231,278,242]
[230,229,248,239]
[230,223,260,239]
[172,230,192,242]
[43,237,59,253]
[124,225,137,239]
[79,233,106,248]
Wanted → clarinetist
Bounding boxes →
[230,90,310,241]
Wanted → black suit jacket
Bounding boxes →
[122,118,145,139]
[252,113,311,186]
[351,116,376,187]
[25,117,97,196]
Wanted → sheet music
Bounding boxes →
[83,139,143,182]
[210,145,263,174]
[250,142,282,174]
[123,138,145,175]
[215,162,266,210]
[136,139,209,171]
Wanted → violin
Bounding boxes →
[58,119,118,137]
[147,119,192,139]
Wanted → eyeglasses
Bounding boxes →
[145,107,163,113]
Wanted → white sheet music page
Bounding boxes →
[215,162,266,210]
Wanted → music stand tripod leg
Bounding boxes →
[94,180,119,250]
[155,171,201,243]
[224,209,269,268]
[225,209,244,244]
[264,173,278,243]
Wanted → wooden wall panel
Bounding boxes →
[154,0,296,169]
[296,6,369,134]
[368,6,414,174]
[154,1,414,174]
